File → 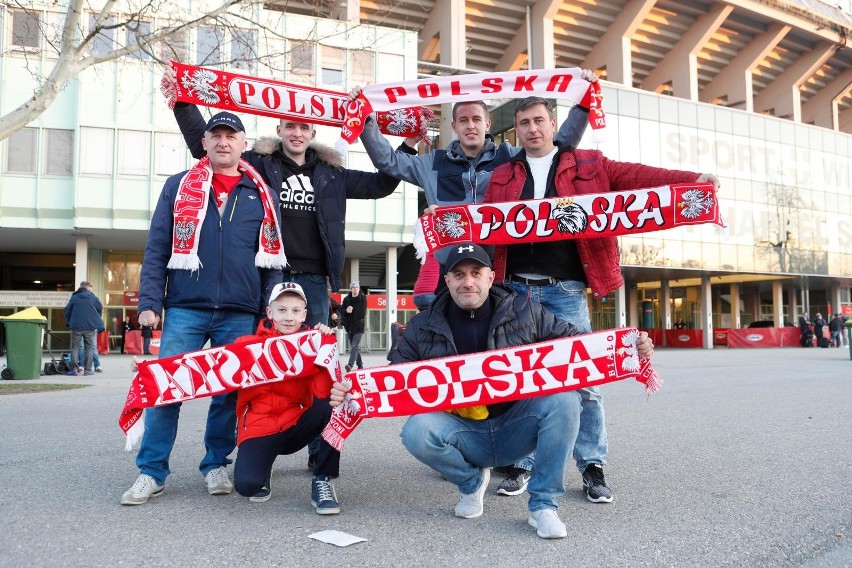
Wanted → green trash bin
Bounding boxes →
[0,307,47,380]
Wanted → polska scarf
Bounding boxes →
[412,182,725,260]
[169,156,286,271]
[162,61,434,139]
[322,328,659,451]
[341,67,602,142]
[119,331,340,450]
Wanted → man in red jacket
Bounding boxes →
[232,282,342,514]
[484,96,719,502]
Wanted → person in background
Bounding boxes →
[829,314,844,348]
[63,281,102,376]
[342,281,367,372]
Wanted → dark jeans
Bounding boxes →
[234,397,340,496]
[347,331,364,368]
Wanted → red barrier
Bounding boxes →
[124,330,161,355]
[727,328,782,348]
[640,328,664,347]
[780,327,804,347]
[664,329,703,347]
[97,330,109,355]
[714,328,728,346]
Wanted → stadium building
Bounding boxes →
[1,0,851,352]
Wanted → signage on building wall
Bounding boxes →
[0,290,71,308]
[331,293,417,311]
[124,291,139,306]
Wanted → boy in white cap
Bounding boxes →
[231,281,343,514]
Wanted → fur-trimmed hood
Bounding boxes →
[252,136,343,169]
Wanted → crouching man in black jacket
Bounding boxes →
[332,243,654,538]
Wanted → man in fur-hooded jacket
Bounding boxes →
[168,88,404,328]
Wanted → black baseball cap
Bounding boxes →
[444,243,492,272]
[205,111,245,133]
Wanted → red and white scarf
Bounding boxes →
[341,67,603,142]
[412,182,725,260]
[162,61,434,139]
[119,331,340,450]
[322,328,660,451]
[169,156,286,271]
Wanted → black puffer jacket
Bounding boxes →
[174,103,401,291]
[390,285,579,364]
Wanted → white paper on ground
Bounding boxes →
[308,530,367,547]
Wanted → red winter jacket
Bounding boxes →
[234,320,334,445]
[485,148,698,298]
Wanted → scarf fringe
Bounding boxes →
[321,425,346,452]
[412,222,427,263]
[124,419,144,452]
[167,253,202,272]
[255,250,288,269]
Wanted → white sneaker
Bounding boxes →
[528,509,567,539]
[121,474,164,506]
[205,466,233,495]
[454,468,490,518]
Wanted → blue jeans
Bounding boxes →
[347,332,364,367]
[401,392,581,511]
[509,279,608,471]
[135,308,255,485]
[285,272,329,327]
[70,330,96,371]
[77,342,100,369]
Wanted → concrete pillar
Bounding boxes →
[789,285,798,324]
[730,283,741,329]
[661,280,671,330]
[628,286,639,328]
[386,246,398,350]
[830,286,843,317]
[772,280,784,327]
[74,235,89,286]
[614,283,627,328]
[701,276,713,349]
[349,258,360,290]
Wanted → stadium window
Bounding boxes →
[44,12,64,56]
[349,50,374,86]
[289,41,315,84]
[155,132,186,176]
[79,127,115,175]
[232,29,257,71]
[43,129,74,176]
[196,27,224,65]
[11,9,41,49]
[320,46,344,88]
[118,130,151,176]
[157,25,188,63]
[126,20,153,61]
[5,128,37,174]
[89,15,116,55]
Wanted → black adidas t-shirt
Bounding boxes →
[277,149,326,275]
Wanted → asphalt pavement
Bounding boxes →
[0,346,850,567]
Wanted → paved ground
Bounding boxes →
[1,346,850,568]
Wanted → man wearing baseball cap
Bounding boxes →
[227,281,343,514]
[380,242,654,538]
[123,106,285,505]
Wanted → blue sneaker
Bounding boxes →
[310,475,340,515]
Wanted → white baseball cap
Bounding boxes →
[268,282,307,305]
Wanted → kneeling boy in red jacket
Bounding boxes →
[233,282,342,514]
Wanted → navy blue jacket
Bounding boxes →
[174,104,401,291]
[138,169,280,316]
[64,288,103,331]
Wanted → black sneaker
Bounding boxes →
[311,475,340,515]
[582,464,613,503]
[496,467,530,496]
[307,451,318,471]
[249,472,272,503]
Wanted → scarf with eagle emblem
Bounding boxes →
[412,182,725,260]
[169,156,286,271]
